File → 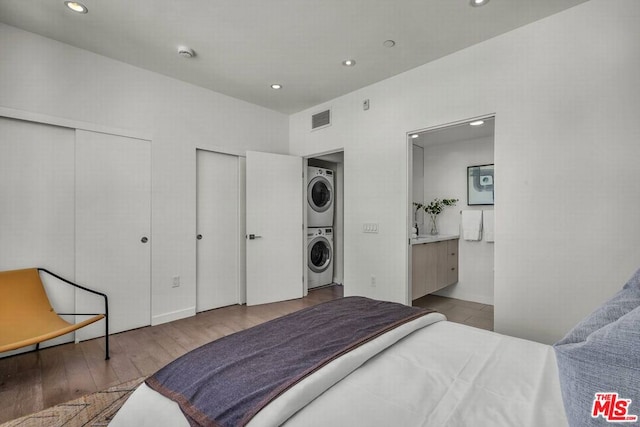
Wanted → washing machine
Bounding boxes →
[307,227,334,289]
[307,166,334,227]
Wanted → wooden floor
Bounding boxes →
[0,285,342,423]
[0,286,493,423]
[413,293,494,331]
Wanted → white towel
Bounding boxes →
[461,210,482,241]
[483,210,494,243]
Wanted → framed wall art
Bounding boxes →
[467,164,494,205]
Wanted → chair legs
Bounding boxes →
[105,316,110,360]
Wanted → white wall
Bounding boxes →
[0,23,289,325]
[423,136,494,305]
[289,0,640,344]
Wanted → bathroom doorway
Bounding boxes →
[407,116,495,305]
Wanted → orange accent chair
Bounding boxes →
[0,268,109,359]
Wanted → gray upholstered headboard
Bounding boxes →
[553,268,640,427]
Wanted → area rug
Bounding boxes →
[1,377,145,427]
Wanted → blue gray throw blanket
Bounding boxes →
[146,296,433,427]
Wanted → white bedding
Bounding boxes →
[110,315,568,427]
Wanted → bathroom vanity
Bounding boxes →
[411,235,459,300]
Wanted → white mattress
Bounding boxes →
[110,316,568,427]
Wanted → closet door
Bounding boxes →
[75,130,151,338]
[0,117,76,351]
[196,150,241,312]
[0,117,75,274]
[246,151,303,305]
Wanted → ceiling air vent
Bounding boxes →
[311,109,331,131]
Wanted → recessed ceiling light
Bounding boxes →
[383,40,396,48]
[411,134,420,139]
[470,0,489,7]
[177,47,195,58]
[469,120,485,126]
[342,59,356,67]
[271,84,282,90]
[64,1,88,13]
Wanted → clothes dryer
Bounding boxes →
[307,227,333,289]
[307,166,334,227]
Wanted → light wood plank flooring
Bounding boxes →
[413,294,494,331]
[0,285,342,423]
[0,286,492,423]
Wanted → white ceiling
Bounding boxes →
[0,0,588,114]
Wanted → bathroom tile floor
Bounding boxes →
[412,294,494,331]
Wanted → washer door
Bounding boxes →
[308,237,332,273]
[307,176,333,213]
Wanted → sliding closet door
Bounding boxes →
[75,130,151,339]
[0,117,75,274]
[0,117,76,351]
[196,150,241,312]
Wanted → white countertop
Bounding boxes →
[411,234,459,245]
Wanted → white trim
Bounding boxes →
[151,307,196,326]
[196,144,246,158]
[303,147,345,160]
[407,113,496,137]
[0,106,151,141]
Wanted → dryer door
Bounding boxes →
[307,176,333,213]
[308,236,332,273]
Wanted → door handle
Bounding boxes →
[141,236,149,243]
[248,234,262,240]
[197,234,203,240]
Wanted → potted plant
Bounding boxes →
[423,198,458,235]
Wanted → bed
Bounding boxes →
[110,269,640,427]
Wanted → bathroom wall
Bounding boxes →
[423,136,494,304]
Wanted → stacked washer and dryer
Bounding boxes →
[307,166,334,289]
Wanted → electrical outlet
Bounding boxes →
[172,275,180,288]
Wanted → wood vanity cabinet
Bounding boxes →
[412,238,458,300]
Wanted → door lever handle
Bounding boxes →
[248,234,262,240]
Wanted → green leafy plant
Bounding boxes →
[422,198,458,235]
[423,198,458,216]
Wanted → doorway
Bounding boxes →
[407,117,495,305]
[306,151,344,291]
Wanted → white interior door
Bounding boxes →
[0,117,75,275]
[196,150,241,312]
[75,130,151,338]
[246,151,303,305]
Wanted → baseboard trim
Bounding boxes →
[151,307,196,326]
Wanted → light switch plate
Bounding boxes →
[363,223,379,233]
